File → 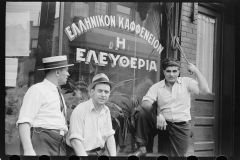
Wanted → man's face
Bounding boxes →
[91,83,110,106]
[57,67,70,85]
[163,66,180,84]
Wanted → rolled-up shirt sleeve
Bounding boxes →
[142,83,158,104]
[186,77,200,95]
[67,106,84,146]
[16,86,43,127]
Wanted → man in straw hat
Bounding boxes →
[16,55,73,156]
[66,73,117,156]
[131,58,210,157]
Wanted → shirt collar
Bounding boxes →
[89,98,108,114]
[43,79,58,91]
[159,77,182,88]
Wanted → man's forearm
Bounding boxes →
[195,70,210,95]
[70,139,88,156]
[18,123,36,155]
[106,135,116,156]
[18,123,34,150]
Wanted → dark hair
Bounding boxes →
[44,69,52,75]
[161,58,181,70]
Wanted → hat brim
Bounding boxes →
[38,64,74,70]
[88,81,115,91]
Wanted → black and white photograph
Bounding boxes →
[2,1,240,160]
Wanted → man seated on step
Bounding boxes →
[66,73,117,156]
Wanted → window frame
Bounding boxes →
[197,3,223,156]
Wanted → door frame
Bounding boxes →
[198,3,224,156]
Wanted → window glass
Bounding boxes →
[116,4,131,25]
[117,4,131,14]
[95,2,109,15]
[5,2,60,155]
[62,2,163,126]
[71,2,89,18]
[196,13,215,92]
[31,39,38,49]
[5,2,163,155]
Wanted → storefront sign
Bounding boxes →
[64,15,164,55]
[75,47,157,71]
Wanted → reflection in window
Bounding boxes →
[6,2,60,88]
[71,2,89,18]
[95,2,109,15]
[31,39,38,49]
[6,2,41,26]
[55,2,60,18]
[116,4,131,22]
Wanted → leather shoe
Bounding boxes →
[129,146,147,157]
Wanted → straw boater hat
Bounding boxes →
[38,55,74,70]
[88,73,115,90]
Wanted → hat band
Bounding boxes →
[93,77,109,83]
[43,60,68,69]
[168,61,180,67]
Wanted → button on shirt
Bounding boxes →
[16,79,68,132]
[142,77,199,122]
[66,98,115,151]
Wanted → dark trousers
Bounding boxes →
[29,127,66,156]
[135,104,192,157]
[86,147,108,156]
[67,145,109,156]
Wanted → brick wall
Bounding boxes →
[180,3,198,78]
[180,3,198,157]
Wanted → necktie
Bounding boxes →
[57,87,67,124]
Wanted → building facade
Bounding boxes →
[5,2,238,157]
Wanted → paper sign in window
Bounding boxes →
[6,12,30,57]
[5,58,18,87]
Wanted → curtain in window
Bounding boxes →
[196,13,215,92]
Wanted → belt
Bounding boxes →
[33,127,66,136]
[51,129,65,136]
[166,121,187,125]
[86,147,105,156]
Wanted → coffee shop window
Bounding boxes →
[71,2,89,22]
[5,2,61,155]
[116,4,132,29]
[95,2,109,15]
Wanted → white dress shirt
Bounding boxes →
[66,98,115,151]
[142,77,199,122]
[16,79,68,132]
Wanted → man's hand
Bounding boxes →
[24,148,36,156]
[186,63,199,74]
[156,114,167,130]
[186,63,210,95]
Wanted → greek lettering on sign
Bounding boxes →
[76,47,157,71]
[65,15,164,55]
